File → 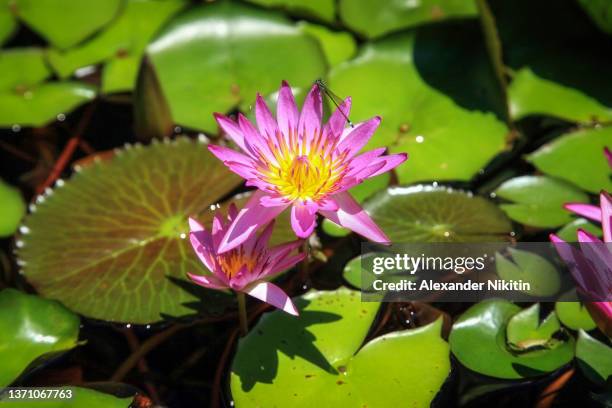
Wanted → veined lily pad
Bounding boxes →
[245,0,335,22]
[338,0,477,39]
[0,48,95,128]
[0,289,80,387]
[10,0,122,49]
[0,386,133,407]
[526,127,612,193]
[16,137,244,324]
[495,248,560,297]
[576,330,612,385]
[495,176,590,228]
[231,288,451,407]
[0,179,25,237]
[450,300,575,379]
[363,185,513,242]
[47,0,186,94]
[555,296,596,331]
[328,26,508,184]
[148,1,327,133]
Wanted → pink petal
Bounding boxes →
[260,195,292,207]
[189,231,217,273]
[245,281,299,316]
[564,203,601,222]
[189,217,205,232]
[266,252,306,277]
[336,116,382,158]
[218,190,289,253]
[187,272,227,290]
[365,153,408,179]
[208,144,255,167]
[298,84,322,142]
[320,191,389,244]
[213,113,247,151]
[255,93,280,139]
[238,113,275,162]
[601,191,611,243]
[291,203,317,238]
[324,97,351,139]
[277,81,299,139]
[317,198,338,211]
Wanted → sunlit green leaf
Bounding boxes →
[297,22,356,67]
[526,127,612,193]
[495,176,590,228]
[506,304,561,350]
[576,330,612,385]
[328,25,508,184]
[555,295,597,332]
[0,289,79,387]
[148,1,327,133]
[0,179,25,237]
[555,218,602,242]
[339,0,477,39]
[232,288,450,407]
[495,248,560,297]
[245,0,335,22]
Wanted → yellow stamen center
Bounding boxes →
[217,247,259,279]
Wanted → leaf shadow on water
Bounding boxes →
[232,298,343,392]
[162,276,234,322]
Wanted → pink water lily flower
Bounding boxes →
[187,205,304,316]
[550,148,612,336]
[209,81,407,253]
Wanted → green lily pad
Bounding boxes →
[0,386,133,407]
[47,0,186,94]
[245,0,335,22]
[322,173,390,237]
[342,252,409,289]
[0,48,95,128]
[338,0,477,39]
[450,300,575,379]
[555,218,603,242]
[231,288,450,407]
[555,297,596,332]
[526,127,612,193]
[11,0,122,49]
[16,137,244,324]
[506,304,561,350]
[577,0,612,35]
[0,179,25,237]
[327,26,508,184]
[576,330,612,385]
[148,1,327,133]
[508,68,612,123]
[0,289,79,387]
[363,185,513,242]
[495,176,590,228]
[297,22,356,67]
[495,248,560,297]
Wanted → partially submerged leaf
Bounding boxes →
[506,304,561,350]
[495,248,560,296]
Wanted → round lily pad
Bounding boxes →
[0,386,134,407]
[297,22,356,67]
[363,185,513,242]
[338,0,477,39]
[327,27,508,184]
[47,0,187,93]
[555,218,602,242]
[0,289,79,387]
[576,329,612,385]
[147,1,327,133]
[231,288,451,407]
[526,127,612,193]
[450,300,575,379]
[11,0,123,49]
[0,179,25,237]
[16,137,244,324]
[495,248,560,297]
[494,176,590,228]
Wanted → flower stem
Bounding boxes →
[299,239,310,280]
[236,292,248,336]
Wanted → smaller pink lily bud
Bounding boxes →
[187,204,304,316]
